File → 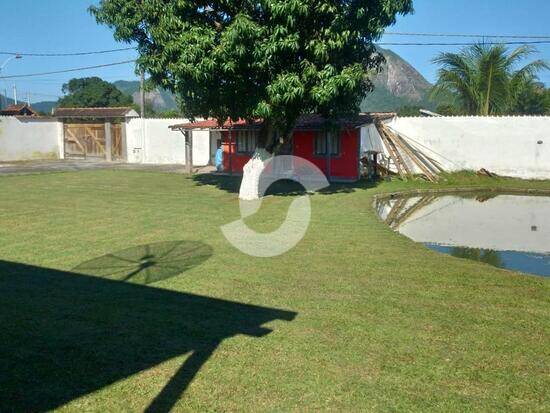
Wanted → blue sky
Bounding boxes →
[1,0,549,103]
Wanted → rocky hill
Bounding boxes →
[360,48,435,112]
[113,80,177,111]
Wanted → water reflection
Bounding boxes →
[376,192,550,277]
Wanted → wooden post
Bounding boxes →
[184,130,192,174]
[189,130,193,172]
[120,121,128,161]
[104,121,112,162]
[325,129,331,181]
[228,127,233,176]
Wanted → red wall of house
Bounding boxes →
[221,131,251,173]
[221,128,359,181]
[293,129,359,181]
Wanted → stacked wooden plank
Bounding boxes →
[375,121,444,182]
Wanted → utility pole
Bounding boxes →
[140,70,145,118]
[13,84,17,105]
[26,92,30,106]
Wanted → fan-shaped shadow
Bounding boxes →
[73,241,212,284]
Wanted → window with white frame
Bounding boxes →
[314,131,340,156]
[236,130,258,154]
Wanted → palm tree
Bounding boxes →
[431,44,548,115]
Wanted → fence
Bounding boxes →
[3,114,550,180]
[0,116,63,161]
[362,116,550,180]
[125,118,211,165]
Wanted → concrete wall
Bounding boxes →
[0,116,63,161]
[125,118,211,165]
[365,116,550,179]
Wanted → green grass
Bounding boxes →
[0,170,548,412]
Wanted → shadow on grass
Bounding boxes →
[193,173,380,196]
[73,241,213,285]
[0,248,296,412]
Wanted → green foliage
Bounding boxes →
[157,109,183,118]
[510,83,550,115]
[58,77,134,108]
[432,44,549,115]
[435,103,465,116]
[396,105,422,116]
[90,0,413,144]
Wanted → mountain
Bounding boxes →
[360,48,435,112]
[31,101,57,114]
[113,80,177,111]
[113,50,436,114]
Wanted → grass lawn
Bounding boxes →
[0,170,548,412]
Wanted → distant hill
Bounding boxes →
[31,101,57,115]
[113,80,177,111]
[360,48,436,112]
[112,49,437,114]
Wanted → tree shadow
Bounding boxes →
[73,241,213,285]
[193,173,242,193]
[0,254,296,412]
[193,173,379,196]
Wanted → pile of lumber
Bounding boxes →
[375,121,444,182]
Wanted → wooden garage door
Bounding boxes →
[64,124,106,158]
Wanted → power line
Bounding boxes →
[0,60,137,79]
[377,40,550,46]
[0,47,136,57]
[384,32,550,39]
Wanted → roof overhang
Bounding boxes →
[169,113,396,132]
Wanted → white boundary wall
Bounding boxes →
[362,116,550,179]
[125,118,211,165]
[0,116,63,161]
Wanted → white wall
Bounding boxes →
[363,116,550,179]
[125,118,211,165]
[0,116,63,161]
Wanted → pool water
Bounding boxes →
[376,192,550,277]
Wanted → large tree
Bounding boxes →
[58,77,133,108]
[91,0,412,197]
[432,44,548,116]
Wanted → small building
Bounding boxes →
[53,107,139,161]
[170,113,393,181]
[0,103,38,117]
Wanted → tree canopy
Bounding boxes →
[432,44,549,116]
[58,77,134,108]
[91,0,413,146]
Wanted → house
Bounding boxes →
[0,103,38,116]
[170,113,394,182]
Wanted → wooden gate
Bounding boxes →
[64,123,123,159]
[64,124,106,158]
[111,124,122,159]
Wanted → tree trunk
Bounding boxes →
[238,122,275,200]
[239,147,272,200]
